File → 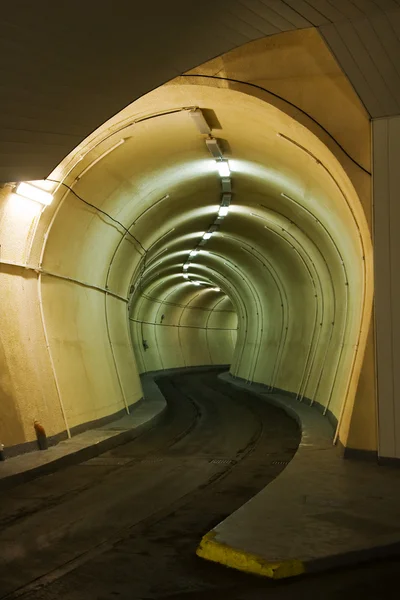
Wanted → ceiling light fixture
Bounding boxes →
[221,178,231,193]
[203,232,212,240]
[183,263,190,270]
[218,192,231,218]
[189,250,198,257]
[15,182,54,206]
[189,108,211,135]
[206,136,223,159]
[212,287,221,292]
[216,160,230,178]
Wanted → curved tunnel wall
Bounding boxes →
[0,29,375,456]
[130,282,237,372]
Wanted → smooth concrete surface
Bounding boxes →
[131,292,237,372]
[0,374,166,491]
[197,372,400,578]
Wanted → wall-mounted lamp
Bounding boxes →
[15,182,53,206]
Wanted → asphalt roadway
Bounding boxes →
[0,370,399,599]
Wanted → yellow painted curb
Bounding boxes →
[196,531,305,579]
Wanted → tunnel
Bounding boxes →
[4,5,400,596]
[0,29,375,458]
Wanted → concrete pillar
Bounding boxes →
[373,116,400,461]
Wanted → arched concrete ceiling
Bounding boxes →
[18,65,371,447]
[2,0,400,181]
[0,24,379,459]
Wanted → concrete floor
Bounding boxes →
[1,370,400,599]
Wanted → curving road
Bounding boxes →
[0,369,299,599]
[1,370,400,600]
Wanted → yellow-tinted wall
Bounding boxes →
[0,28,376,458]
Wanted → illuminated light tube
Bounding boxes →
[216,160,230,177]
[16,182,53,205]
[183,264,190,270]
[183,274,189,279]
[203,232,212,240]
[189,250,198,257]
[193,282,200,286]
[218,192,231,217]
[212,287,221,292]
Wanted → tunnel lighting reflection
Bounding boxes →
[193,282,200,286]
[203,232,212,240]
[215,160,230,177]
[218,206,229,217]
[212,287,221,292]
[189,250,198,257]
[182,274,189,279]
[183,264,190,270]
[16,182,53,206]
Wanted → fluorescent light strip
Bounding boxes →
[216,160,230,177]
[16,182,53,205]
[218,206,229,217]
